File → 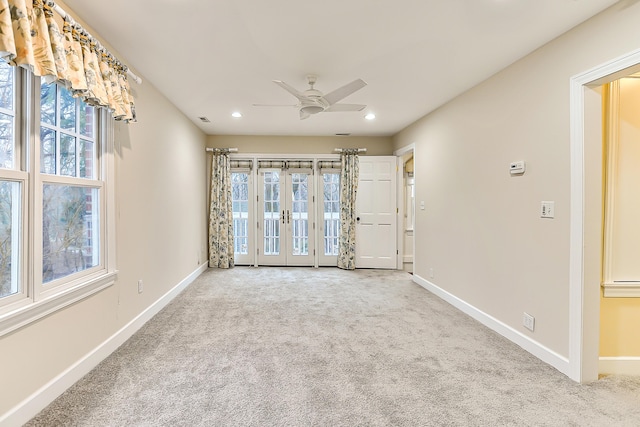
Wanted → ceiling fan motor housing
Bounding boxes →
[300,98,328,115]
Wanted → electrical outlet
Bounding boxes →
[137,280,143,294]
[523,312,535,331]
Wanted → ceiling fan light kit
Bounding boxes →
[254,75,368,120]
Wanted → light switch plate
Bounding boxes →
[540,201,555,218]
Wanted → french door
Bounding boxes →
[257,167,314,266]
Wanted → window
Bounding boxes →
[40,81,100,285]
[322,172,340,256]
[0,60,116,335]
[231,172,249,255]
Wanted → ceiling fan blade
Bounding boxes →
[273,80,306,101]
[323,79,367,105]
[299,110,310,120]
[324,103,367,112]
[252,103,298,107]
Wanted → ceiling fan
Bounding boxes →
[254,75,367,120]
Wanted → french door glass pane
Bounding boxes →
[232,172,249,255]
[291,173,309,256]
[263,171,280,255]
[0,180,20,298]
[42,185,99,283]
[323,173,340,256]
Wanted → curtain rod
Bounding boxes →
[51,2,142,85]
[334,148,367,153]
[206,148,238,152]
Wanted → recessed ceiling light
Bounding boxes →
[364,113,376,120]
[198,116,210,123]
[231,112,242,118]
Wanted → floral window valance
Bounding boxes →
[0,0,136,122]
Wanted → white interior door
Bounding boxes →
[356,156,397,269]
[258,168,314,266]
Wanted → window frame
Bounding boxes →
[0,66,117,336]
[318,169,340,266]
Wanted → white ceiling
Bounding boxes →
[62,0,618,137]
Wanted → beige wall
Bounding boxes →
[393,2,640,358]
[208,135,394,156]
[0,2,208,417]
[5,1,640,419]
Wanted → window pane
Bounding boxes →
[40,82,56,126]
[79,99,94,138]
[79,139,95,179]
[42,185,99,283]
[323,173,340,256]
[40,127,56,174]
[60,134,76,177]
[60,89,76,131]
[0,180,20,298]
[291,173,309,256]
[0,113,14,169]
[0,61,14,110]
[0,61,15,170]
[232,172,249,255]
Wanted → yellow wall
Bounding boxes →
[600,78,640,357]
[600,297,640,356]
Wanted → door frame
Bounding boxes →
[394,144,415,271]
[229,153,341,267]
[230,168,255,265]
[256,166,315,266]
[569,47,640,383]
[317,167,341,267]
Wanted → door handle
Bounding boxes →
[282,210,285,224]
[287,210,291,224]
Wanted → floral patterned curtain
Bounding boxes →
[0,0,136,122]
[209,152,234,269]
[337,151,359,270]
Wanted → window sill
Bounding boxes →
[0,271,117,337]
[602,282,640,298]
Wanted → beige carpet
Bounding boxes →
[27,267,640,426]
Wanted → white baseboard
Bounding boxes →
[1,263,209,427]
[599,357,640,376]
[412,274,571,377]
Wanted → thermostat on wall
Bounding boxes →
[510,161,526,175]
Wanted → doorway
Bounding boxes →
[394,144,416,273]
[257,166,314,266]
[570,48,640,382]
